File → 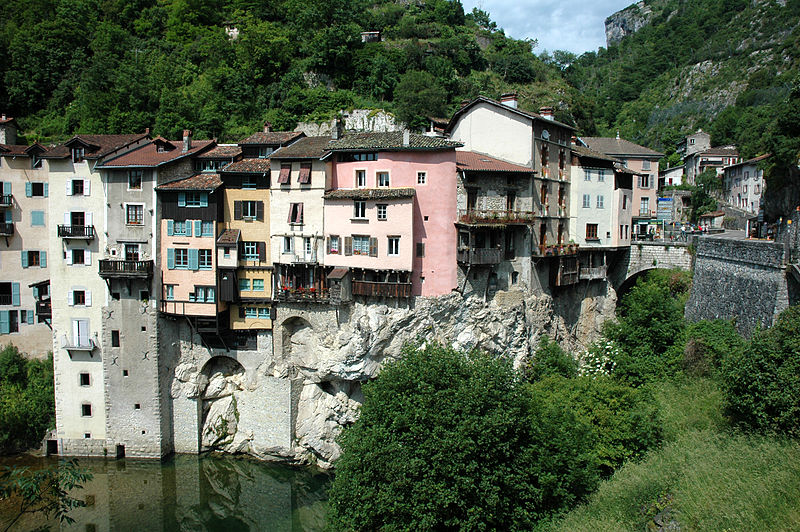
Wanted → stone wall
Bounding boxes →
[685,236,791,336]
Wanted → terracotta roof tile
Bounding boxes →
[324,187,415,200]
[99,139,215,167]
[239,131,305,145]
[571,145,620,163]
[456,151,533,172]
[581,137,664,158]
[223,158,272,173]
[270,136,332,159]
[329,132,461,151]
[196,144,241,159]
[217,229,241,245]
[43,134,149,160]
[156,173,222,191]
[0,144,33,156]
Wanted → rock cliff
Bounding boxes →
[605,1,655,47]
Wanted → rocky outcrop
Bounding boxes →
[295,109,403,136]
[605,1,656,47]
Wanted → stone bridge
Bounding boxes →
[608,240,694,293]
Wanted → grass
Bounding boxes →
[542,378,800,531]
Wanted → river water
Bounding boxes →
[0,454,331,531]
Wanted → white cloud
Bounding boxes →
[462,0,634,54]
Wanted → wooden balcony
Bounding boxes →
[276,287,330,303]
[36,300,51,319]
[58,224,96,239]
[0,194,12,207]
[458,209,536,225]
[579,265,608,281]
[98,259,153,279]
[457,248,502,265]
[352,280,412,298]
[533,244,579,258]
[0,222,13,236]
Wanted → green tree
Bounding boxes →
[526,336,578,381]
[328,343,599,530]
[393,70,447,128]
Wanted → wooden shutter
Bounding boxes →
[43,183,48,197]
[200,193,208,207]
[344,237,353,256]
[296,203,303,224]
[195,220,202,236]
[167,248,175,269]
[178,193,186,207]
[66,181,72,196]
[2,182,10,195]
[40,251,46,268]
[369,237,378,257]
[64,212,70,226]
[85,249,91,265]
[25,182,32,197]
[239,306,245,318]
[278,164,291,184]
[167,220,174,236]
[85,290,92,307]
[258,241,266,261]
[27,310,33,325]
[21,251,28,268]
[188,249,199,270]
[326,237,331,254]
[86,212,92,226]
[256,201,264,221]
[298,163,312,184]
[11,283,19,306]
[84,179,91,196]
[0,311,9,334]
[287,205,294,223]
[234,201,242,220]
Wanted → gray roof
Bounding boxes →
[571,145,620,164]
[328,132,461,151]
[324,187,416,200]
[446,96,576,133]
[270,136,332,159]
[581,137,664,159]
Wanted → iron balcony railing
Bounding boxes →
[0,222,13,236]
[36,300,51,318]
[352,280,412,298]
[98,259,153,278]
[0,194,12,207]
[58,225,96,239]
[0,294,11,305]
[61,336,96,351]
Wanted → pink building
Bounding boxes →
[325,132,461,297]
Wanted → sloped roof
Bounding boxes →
[217,229,241,245]
[324,187,415,200]
[328,132,461,151]
[156,173,222,191]
[725,153,770,169]
[270,136,332,159]
[581,137,664,158]
[571,145,620,164]
[697,147,739,157]
[0,143,47,157]
[456,151,532,173]
[0,116,19,128]
[446,96,576,133]
[98,139,215,168]
[43,133,149,159]
[222,158,272,173]
[238,131,304,146]
[196,144,242,159]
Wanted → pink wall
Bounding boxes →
[625,158,659,217]
[323,199,414,271]
[160,221,219,316]
[331,151,457,296]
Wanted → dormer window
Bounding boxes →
[31,154,42,169]
[257,146,274,158]
[72,147,85,163]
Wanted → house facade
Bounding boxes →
[722,154,768,214]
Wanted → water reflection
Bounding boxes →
[1,455,329,531]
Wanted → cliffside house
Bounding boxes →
[722,154,769,215]
[678,131,739,185]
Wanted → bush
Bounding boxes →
[0,345,55,454]
[328,343,599,531]
[529,376,661,476]
[678,319,744,377]
[526,336,577,381]
[720,305,800,435]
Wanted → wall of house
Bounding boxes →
[449,103,533,167]
[569,165,617,247]
[159,219,219,316]
[624,157,659,220]
[103,168,156,260]
[0,156,52,355]
[724,163,763,214]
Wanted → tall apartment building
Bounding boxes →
[43,133,149,455]
[0,117,51,353]
[722,154,769,215]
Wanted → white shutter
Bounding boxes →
[66,249,73,265]
[66,181,72,196]
[64,212,70,225]
[72,320,79,344]
[85,249,92,265]
[68,290,74,306]
[85,290,92,307]
[84,180,91,196]
[86,212,92,226]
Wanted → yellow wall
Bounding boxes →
[229,303,273,330]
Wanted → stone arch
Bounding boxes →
[198,356,246,450]
[280,316,319,366]
[618,268,658,301]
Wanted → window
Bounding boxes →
[642,160,651,171]
[239,278,250,291]
[355,170,366,188]
[377,172,390,187]
[597,170,605,182]
[304,237,312,256]
[32,155,42,169]
[72,179,84,195]
[622,195,628,210]
[81,403,92,417]
[586,223,598,240]
[353,235,370,255]
[128,170,142,190]
[245,307,257,318]
[199,249,212,270]
[328,235,340,254]
[582,194,590,208]
[690,138,695,145]
[743,185,748,193]
[640,197,650,215]
[377,204,387,221]
[640,175,650,189]
[353,201,366,219]
[585,169,591,181]
[30,182,45,196]
[126,204,144,225]
[175,249,188,268]
[185,192,204,207]
[192,286,215,303]
[283,237,293,253]
[73,290,86,305]
[23,250,44,268]
[416,242,425,257]
[201,221,214,237]
[80,373,90,386]
[257,146,273,158]
[242,175,257,189]
[242,200,259,219]
[243,242,258,260]
[72,147,85,163]
[72,249,85,265]
[596,195,604,208]
[417,171,427,184]
[111,329,120,347]
[125,244,139,261]
[258,307,269,319]
[388,236,399,256]
[342,152,377,162]
[289,203,303,224]
[252,279,264,291]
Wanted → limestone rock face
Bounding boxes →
[605,1,655,47]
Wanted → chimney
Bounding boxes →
[571,135,578,146]
[145,127,151,136]
[1,114,5,121]
[182,129,192,152]
[539,106,554,120]
[263,121,272,133]
[616,130,620,140]
[330,117,343,141]
[500,92,518,109]
[403,129,410,147]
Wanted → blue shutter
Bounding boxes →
[25,182,32,197]
[11,283,20,306]
[4,211,11,223]
[40,251,47,268]
[43,183,48,197]
[0,312,8,334]
[188,249,199,271]
[167,220,174,236]
[178,193,186,207]
[1,182,9,195]
[186,221,192,237]
[200,193,208,207]
[27,310,33,325]
[21,252,28,268]
[32,286,38,299]
[195,220,202,236]
[167,248,175,269]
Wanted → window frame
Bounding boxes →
[125,203,144,226]
[355,169,367,188]
[388,236,400,256]
[198,249,213,270]
[352,235,370,255]
[174,249,189,269]
[585,223,599,240]
[128,170,143,191]
[353,200,367,219]
[243,242,259,260]
[377,171,390,188]
[377,204,387,221]
[582,194,590,208]
[417,171,427,185]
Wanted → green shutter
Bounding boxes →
[195,220,202,236]
[27,310,33,325]
[25,182,32,197]
[21,251,28,268]
[167,220,174,236]
[43,183,48,197]
[167,248,175,269]
[178,193,186,207]
[32,286,38,300]
[40,251,46,268]
[200,193,208,207]
[186,221,192,237]
[0,312,9,334]
[11,283,20,306]
[5,211,11,223]
[2,182,9,195]
[188,249,199,271]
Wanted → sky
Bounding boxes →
[460,0,636,55]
